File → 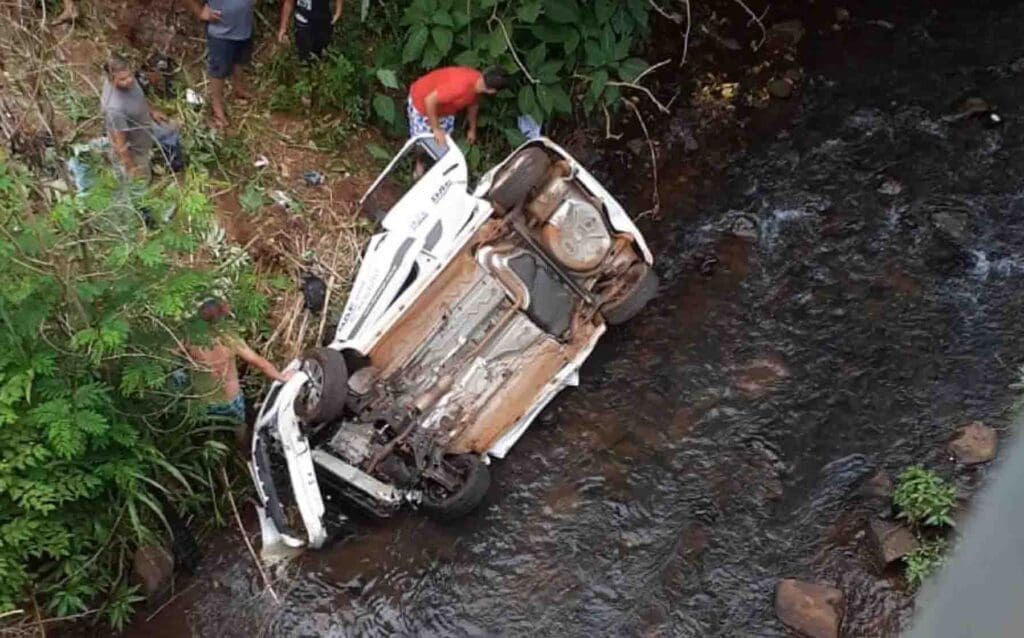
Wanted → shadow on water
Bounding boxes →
[126,2,1024,636]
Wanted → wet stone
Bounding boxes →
[869,519,918,566]
[133,545,174,607]
[771,20,806,45]
[859,469,893,499]
[768,78,794,99]
[931,211,968,244]
[949,421,997,465]
[775,579,845,638]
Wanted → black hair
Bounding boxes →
[482,67,511,91]
[104,54,131,76]
[198,298,226,322]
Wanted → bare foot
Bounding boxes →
[233,85,254,100]
[210,112,229,129]
[51,5,78,25]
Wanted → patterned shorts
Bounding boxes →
[407,97,454,157]
[207,393,246,423]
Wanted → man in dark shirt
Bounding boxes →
[277,0,344,62]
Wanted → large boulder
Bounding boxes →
[859,469,893,499]
[869,519,918,565]
[949,421,997,465]
[133,545,174,607]
[775,579,844,638]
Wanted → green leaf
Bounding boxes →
[422,42,445,68]
[595,0,616,23]
[536,60,564,83]
[431,26,454,56]
[613,36,633,62]
[453,49,480,66]
[549,84,573,114]
[525,43,547,71]
[487,25,509,57]
[536,84,555,115]
[402,25,430,64]
[517,85,541,123]
[502,126,528,147]
[593,69,606,102]
[584,38,606,66]
[366,143,392,161]
[516,1,542,23]
[563,29,581,55]
[617,57,649,82]
[432,11,454,27]
[376,68,400,90]
[373,94,397,124]
[543,0,580,24]
[530,23,566,43]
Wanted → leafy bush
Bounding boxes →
[903,538,947,588]
[264,47,367,121]
[398,0,651,124]
[0,156,265,626]
[893,466,957,528]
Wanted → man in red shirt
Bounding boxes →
[408,66,509,175]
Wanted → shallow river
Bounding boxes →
[125,1,1024,636]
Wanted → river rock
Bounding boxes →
[133,544,174,607]
[775,579,844,638]
[859,468,892,499]
[949,421,997,465]
[931,211,968,243]
[869,519,918,565]
[771,20,806,45]
[768,78,794,99]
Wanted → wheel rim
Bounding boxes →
[302,358,324,413]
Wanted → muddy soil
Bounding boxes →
[105,1,1024,636]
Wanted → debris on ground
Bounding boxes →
[303,170,326,187]
[302,273,327,313]
[270,190,295,211]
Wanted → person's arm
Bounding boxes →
[149,107,168,124]
[109,128,136,176]
[277,0,295,43]
[466,102,479,144]
[230,338,293,383]
[332,0,344,24]
[183,0,221,22]
[423,90,446,149]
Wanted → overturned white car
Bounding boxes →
[250,136,657,549]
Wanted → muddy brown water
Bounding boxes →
[120,2,1024,636]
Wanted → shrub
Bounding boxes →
[0,156,266,626]
[903,538,947,588]
[893,466,957,528]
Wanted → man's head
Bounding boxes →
[198,298,231,323]
[477,67,510,95]
[105,55,135,90]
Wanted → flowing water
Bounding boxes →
[124,1,1024,636]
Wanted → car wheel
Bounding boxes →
[294,347,348,425]
[420,454,491,522]
[487,147,552,215]
[601,262,659,325]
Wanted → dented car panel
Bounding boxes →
[251,135,655,551]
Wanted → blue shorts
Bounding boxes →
[407,97,454,157]
[207,394,246,423]
[207,35,253,79]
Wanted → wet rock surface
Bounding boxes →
[775,579,844,638]
[949,421,998,465]
[869,519,918,566]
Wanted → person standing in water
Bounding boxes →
[185,299,293,438]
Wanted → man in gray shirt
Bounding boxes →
[185,0,254,128]
[101,55,169,181]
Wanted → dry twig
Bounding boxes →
[221,467,279,604]
[622,99,660,219]
[733,0,769,50]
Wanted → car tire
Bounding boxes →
[601,262,659,325]
[420,454,491,522]
[293,347,348,425]
[487,147,552,214]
